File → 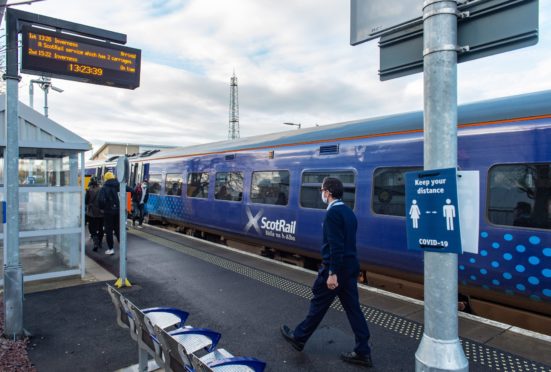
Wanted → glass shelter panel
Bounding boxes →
[19,190,81,231]
[0,151,85,282]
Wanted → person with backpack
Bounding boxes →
[85,176,104,251]
[98,171,133,255]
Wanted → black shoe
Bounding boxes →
[280,325,304,351]
[92,246,98,252]
[340,351,373,367]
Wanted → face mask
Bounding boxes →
[321,191,328,204]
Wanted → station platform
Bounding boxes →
[23,224,551,371]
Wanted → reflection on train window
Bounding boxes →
[300,171,356,209]
[251,171,289,205]
[215,172,243,201]
[166,174,183,196]
[148,174,162,195]
[187,172,210,198]
[488,163,550,229]
[372,167,422,216]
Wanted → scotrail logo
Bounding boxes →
[245,207,297,241]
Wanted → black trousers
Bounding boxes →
[293,266,371,356]
[88,217,104,247]
[132,202,145,226]
[103,214,120,249]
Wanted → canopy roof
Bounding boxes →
[0,95,91,157]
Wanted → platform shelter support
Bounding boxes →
[415,1,468,371]
[3,9,23,338]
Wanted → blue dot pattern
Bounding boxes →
[461,230,551,302]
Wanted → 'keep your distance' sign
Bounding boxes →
[405,168,480,254]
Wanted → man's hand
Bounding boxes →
[327,274,339,290]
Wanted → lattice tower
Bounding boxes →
[228,72,240,140]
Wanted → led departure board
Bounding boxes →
[21,25,141,89]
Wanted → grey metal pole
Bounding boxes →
[43,84,49,117]
[119,180,128,286]
[29,82,34,108]
[3,10,24,338]
[80,152,86,278]
[415,0,468,371]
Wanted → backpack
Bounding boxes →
[99,186,119,213]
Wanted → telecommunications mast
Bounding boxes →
[228,71,240,140]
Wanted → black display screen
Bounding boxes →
[21,25,141,90]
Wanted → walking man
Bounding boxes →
[280,177,372,367]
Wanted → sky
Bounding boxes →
[5,0,551,156]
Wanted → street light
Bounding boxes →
[29,76,63,117]
[283,122,301,129]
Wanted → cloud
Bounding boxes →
[7,0,551,156]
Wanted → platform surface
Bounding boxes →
[24,225,551,371]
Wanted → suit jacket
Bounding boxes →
[321,201,359,274]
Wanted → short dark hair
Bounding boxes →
[322,177,343,199]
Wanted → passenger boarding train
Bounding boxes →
[86,90,551,323]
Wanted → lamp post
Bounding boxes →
[283,122,301,129]
[29,76,63,117]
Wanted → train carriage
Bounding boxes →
[86,90,551,331]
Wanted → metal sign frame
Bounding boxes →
[350,0,423,45]
[378,0,539,80]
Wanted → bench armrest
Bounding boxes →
[208,357,266,371]
[169,327,222,352]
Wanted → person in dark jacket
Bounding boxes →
[98,172,120,255]
[280,177,372,367]
[132,179,149,228]
[85,176,104,251]
[98,172,133,255]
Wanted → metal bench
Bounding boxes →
[154,325,265,372]
[106,284,189,371]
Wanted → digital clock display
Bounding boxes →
[21,25,141,89]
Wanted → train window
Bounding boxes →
[372,167,422,216]
[166,174,183,196]
[488,163,550,229]
[300,171,356,209]
[215,172,243,201]
[148,173,162,195]
[187,172,210,198]
[251,171,289,205]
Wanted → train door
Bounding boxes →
[130,163,139,187]
[143,163,150,181]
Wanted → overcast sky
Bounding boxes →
[8,0,551,155]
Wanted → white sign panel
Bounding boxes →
[351,0,423,45]
[457,171,480,254]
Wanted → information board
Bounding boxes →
[405,168,462,254]
[21,25,141,89]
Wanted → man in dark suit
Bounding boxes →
[280,177,372,367]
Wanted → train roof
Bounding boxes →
[143,90,551,161]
